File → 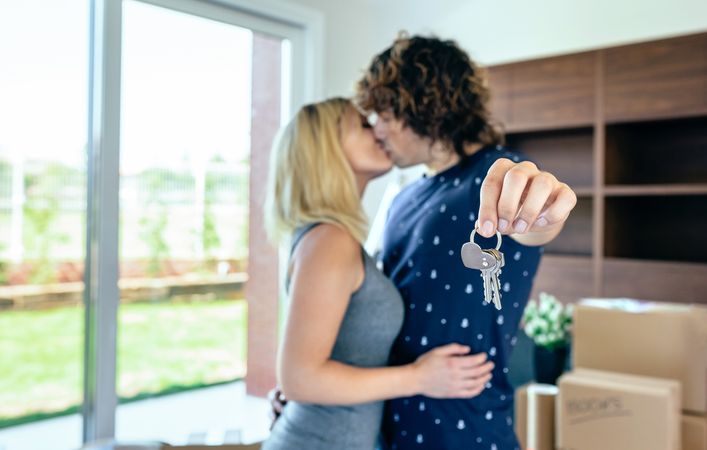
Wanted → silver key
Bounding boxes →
[485,248,505,310]
[483,250,502,309]
[483,251,499,309]
[480,258,496,306]
[460,229,504,309]
[491,268,502,310]
[480,264,493,304]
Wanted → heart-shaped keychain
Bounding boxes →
[461,240,494,270]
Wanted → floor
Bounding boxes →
[0,381,270,450]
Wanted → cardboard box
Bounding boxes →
[515,383,557,450]
[573,298,707,413]
[557,369,681,450]
[683,413,707,450]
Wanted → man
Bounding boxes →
[353,34,575,449]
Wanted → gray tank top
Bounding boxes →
[263,223,405,450]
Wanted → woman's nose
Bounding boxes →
[373,122,386,139]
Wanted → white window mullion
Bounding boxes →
[83,0,122,443]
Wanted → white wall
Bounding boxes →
[284,0,707,224]
[291,0,707,98]
[368,0,707,65]
[281,0,378,97]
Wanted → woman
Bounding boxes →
[262,98,494,449]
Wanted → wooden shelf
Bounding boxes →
[530,255,593,303]
[604,33,707,122]
[487,31,707,304]
[603,258,707,304]
[504,122,594,134]
[574,187,594,197]
[605,116,707,185]
[605,109,707,126]
[604,184,707,196]
[506,127,594,188]
[544,197,593,256]
[604,195,707,264]
[487,52,596,131]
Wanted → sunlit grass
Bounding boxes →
[0,299,247,428]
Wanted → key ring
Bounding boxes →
[469,229,502,250]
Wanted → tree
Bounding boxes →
[138,169,172,277]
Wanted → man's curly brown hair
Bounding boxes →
[355,34,503,158]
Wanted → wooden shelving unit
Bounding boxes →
[486,31,707,304]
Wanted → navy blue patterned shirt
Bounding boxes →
[380,146,543,450]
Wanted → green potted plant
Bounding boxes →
[522,292,573,384]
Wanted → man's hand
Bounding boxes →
[477,158,577,246]
[267,387,288,430]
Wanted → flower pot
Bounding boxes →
[533,344,568,385]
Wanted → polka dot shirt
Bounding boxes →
[379,146,543,450]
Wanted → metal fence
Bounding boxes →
[0,158,249,266]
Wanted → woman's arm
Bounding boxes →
[278,224,492,405]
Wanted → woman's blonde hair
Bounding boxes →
[265,97,369,244]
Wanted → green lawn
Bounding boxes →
[0,299,247,428]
